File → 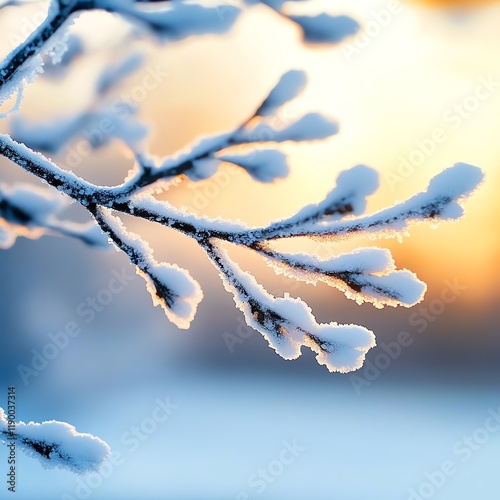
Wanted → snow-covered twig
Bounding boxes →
[0,0,80,106]
[0,408,109,474]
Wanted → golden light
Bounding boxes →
[408,0,500,5]
[0,1,498,307]
[145,1,500,304]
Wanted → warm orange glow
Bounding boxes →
[136,1,500,303]
[0,2,498,307]
[408,0,500,5]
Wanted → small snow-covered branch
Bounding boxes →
[0,134,109,203]
[248,0,360,45]
[255,245,426,308]
[11,53,147,154]
[231,163,485,244]
[91,206,203,328]
[203,240,376,372]
[232,112,339,144]
[119,69,337,195]
[0,408,110,474]
[0,135,181,208]
[0,182,108,248]
[96,0,240,40]
[240,164,379,241]
[0,0,80,107]
[255,69,307,117]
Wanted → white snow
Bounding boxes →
[210,243,377,372]
[288,164,379,223]
[10,115,85,154]
[11,94,148,153]
[44,34,83,74]
[5,182,67,222]
[256,69,307,117]
[334,164,380,210]
[237,112,339,143]
[0,409,110,474]
[307,323,375,373]
[260,163,484,242]
[0,54,44,108]
[100,208,203,329]
[140,262,203,330]
[262,246,427,308]
[158,131,234,176]
[288,13,360,44]
[97,0,240,40]
[219,149,289,182]
[132,194,249,233]
[269,247,394,275]
[96,53,144,95]
[10,49,147,154]
[0,182,108,247]
[187,157,221,181]
[0,0,65,106]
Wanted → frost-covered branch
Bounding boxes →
[0,0,81,106]
[0,181,108,248]
[0,408,109,473]
[252,244,427,309]
[230,164,484,244]
[0,0,487,472]
[91,205,203,328]
[202,239,376,372]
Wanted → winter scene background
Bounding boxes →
[0,0,499,498]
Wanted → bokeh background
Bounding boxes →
[0,0,499,498]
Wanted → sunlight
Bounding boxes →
[278,0,500,299]
[0,0,497,300]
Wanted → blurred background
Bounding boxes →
[0,0,499,498]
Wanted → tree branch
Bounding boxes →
[0,0,81,93]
